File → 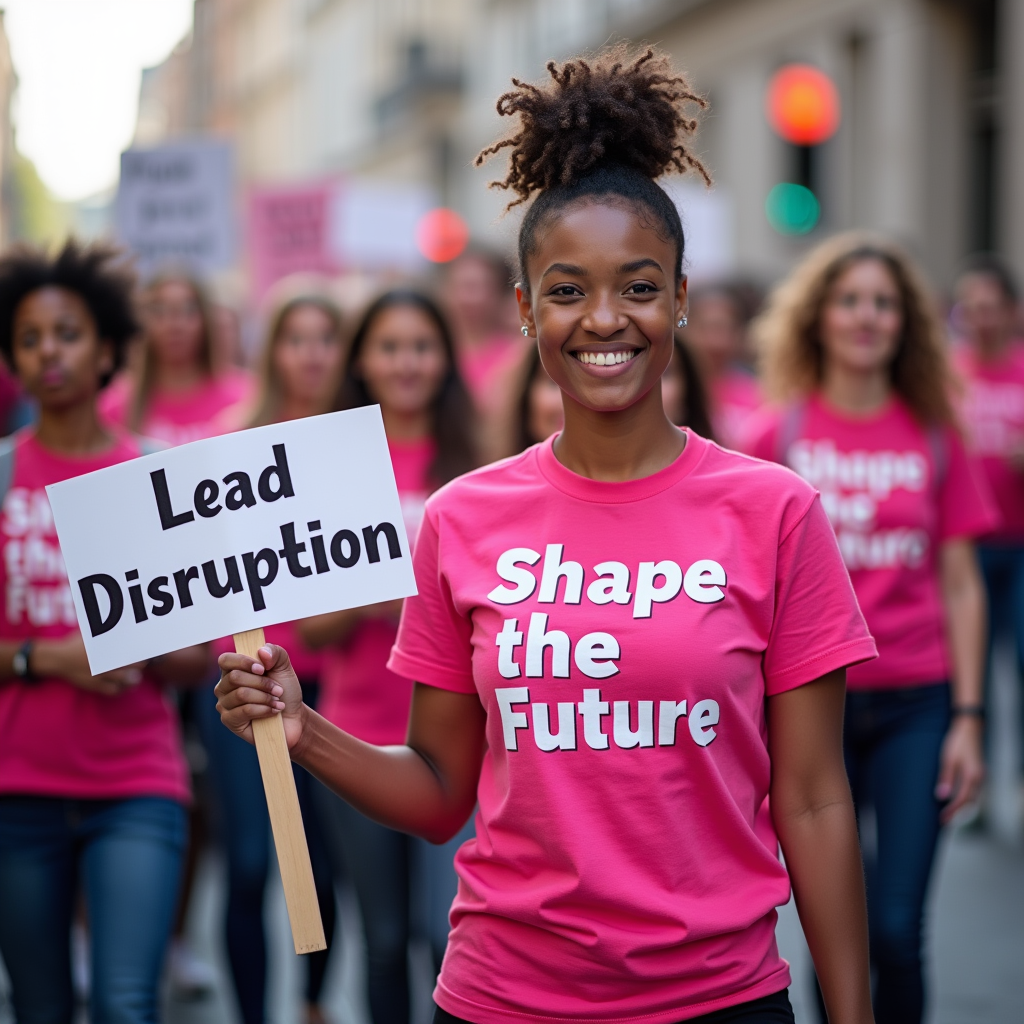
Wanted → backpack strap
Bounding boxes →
[775,400,807,465]
[0,434,18,508]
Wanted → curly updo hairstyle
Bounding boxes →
[0,238,138,385]
[476,45,710,287]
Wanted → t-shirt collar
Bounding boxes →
[535,428,706,503]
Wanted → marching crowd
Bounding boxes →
[1,43,1024,1024]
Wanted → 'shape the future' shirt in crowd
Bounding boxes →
[744,395,997,691]
[953,341,1024,542]
[320,437,435,745]
[388,430,876,1024]
[0,431,190,803]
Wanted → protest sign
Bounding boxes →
[116,139,236,277]
[47,407,417,953]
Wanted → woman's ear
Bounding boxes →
[675,275,689,326]
[516,284,536,339]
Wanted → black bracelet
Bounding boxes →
[12,639,36,685]
[951,705,985,719]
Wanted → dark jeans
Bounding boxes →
[0,795,186,1024]
[815,683,949,1024]
[434,989,794,1024]
[315,785,474,1024]
[197,681,336,1024]
[979,543,1024,765]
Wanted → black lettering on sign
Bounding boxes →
[330,530,360,568]
[79,574,124,637]
[223,472,256,510]
[202,557,243,598]
[147,577,175,616]
[242,549,279,612]
[125,569,148,623]
[362,522,401,563]
[194,479,222,518]
[258,445,294,503]
[151,469,195,530]
[278,522,312,578]
[173,566,201,608]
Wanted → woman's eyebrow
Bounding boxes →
[541,262,587,279]
[619,258,663,274]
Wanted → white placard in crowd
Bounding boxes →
[116,139,236,276]
[47,408,417,674]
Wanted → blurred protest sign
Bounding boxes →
[329,180,435,271]
[116,139,236,277]
[47,407,417,953]
[249,180,338,298]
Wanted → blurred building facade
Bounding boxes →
[137,0,1024,290]
[0,12,17,246]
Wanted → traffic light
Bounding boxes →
[764,64,840,235]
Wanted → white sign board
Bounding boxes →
[116,139,236,276]
[47,408,417,674]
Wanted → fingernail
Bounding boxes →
[271,685,283,696]
[273,701,285,710]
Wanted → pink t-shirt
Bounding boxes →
[318,437,435,745]
[711,368,762,450]
[99,373,253,447]
[744,395,997,691]
[458,334,529,417]
[0,431,190,803]
[953,342,1024,541]
[388,430,876,1024]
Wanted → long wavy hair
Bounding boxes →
[755,232,956,425]
[336,289,478,486]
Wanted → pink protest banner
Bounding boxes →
[247,180,339,299]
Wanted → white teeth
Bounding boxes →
[576,350,636,365]
[596,353,607,365]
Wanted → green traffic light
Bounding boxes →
[766,183,820,235]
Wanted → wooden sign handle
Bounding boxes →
[234,627,327,954]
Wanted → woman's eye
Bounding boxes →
[550,285,582,297]
[876,296,900,312]
[58,326,80,341]
[626,282,657,294]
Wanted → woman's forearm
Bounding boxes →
[941,542,986,707]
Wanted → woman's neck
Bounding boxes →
[35,400,113,456]
[555,386,684,482]
[153,363,206,394]
[381,407,433,443]
[821,363,891,417]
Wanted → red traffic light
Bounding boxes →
[766,64,840,146]
[416,208,469,263]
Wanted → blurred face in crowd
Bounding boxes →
[446,254,504,342]
[526,357,564,443]
[819,258,903,377]
[357,304,449,417]
[519,201,684,416]
[685,292,744,374]
[11,286,113,410]
[272,302,344,413]
[957,272,1017,353]
[144,279,206,370]
[660,344,687,424]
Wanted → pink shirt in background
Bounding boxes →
[744,395,997,691]
[318,437,435,745]
[458,333,528,417]
[389,431,875,1024]
[99,373,254,447]
[953,342,1024,541]
[0,431,190,803]
[710,368,762,449]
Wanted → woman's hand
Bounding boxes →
[32,634,143,696]
[936,715,985,823]
[215,644,305,749]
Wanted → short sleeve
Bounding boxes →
[387,508,476,693]
[764,495,877,695]
[938,428,1000,541]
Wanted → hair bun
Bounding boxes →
[477,45,710,208]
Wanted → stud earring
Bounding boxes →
[521,325,529,336]
[676,316,688,328]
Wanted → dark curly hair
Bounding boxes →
[476,45,710,287]
[0,239,138,385]
[336,289,478,486]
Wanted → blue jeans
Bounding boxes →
[197,681,336,1024]
[0,795,186,1024]
[315,785,474,1024]
[979,543,1024,766]
[835,683,950,1024]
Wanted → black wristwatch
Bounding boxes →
[12,640,36,684]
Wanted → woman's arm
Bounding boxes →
[148,644,213,687]
[296,600,404,649]
[937,538,986,821]
[768,669,873,1024]
[216,644,485,843]
[0,634,144,695]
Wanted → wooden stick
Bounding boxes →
[234,626,327,954]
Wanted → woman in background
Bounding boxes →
[746,232,995,1024]
[199,290,345,1024]
[299,289,477,1024]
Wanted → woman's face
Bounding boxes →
[819,258,903,376]
[357,304,449,417]
[660,346,687,425]
[685,294,743,370]
[518,201,687,415]
[526,359,564,443]
[272,303,344,410]
[144,280,205,370]
[957,272,1016,350]
[11,286,113,409]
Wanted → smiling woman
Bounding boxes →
[215,45,879,1024]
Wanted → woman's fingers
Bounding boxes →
[218,651,264,675]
